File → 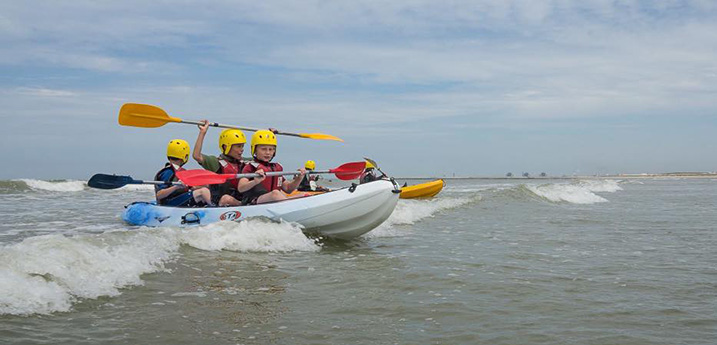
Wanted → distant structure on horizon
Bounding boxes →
[506,172,513,177]
[522,172,530,177]
[540,172,547,177]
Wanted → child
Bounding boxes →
[237,129,306,204]
[359,160,379,184]
[297,160,329,192]
[192,120,245,206]
[155,139,213,207]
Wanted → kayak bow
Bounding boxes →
[399,179,445,199]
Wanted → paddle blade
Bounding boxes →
[118,103,182,128]
[334,170,363,181]
[299,133,344,142]
[176,169,234,186]
[363,157,379,169]
[329,161,367,180]
[88,174,135,189]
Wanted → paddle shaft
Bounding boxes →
[179,119,305,139]
[227,170,335,180]
[87,173,186,190]
[136,180,184,186]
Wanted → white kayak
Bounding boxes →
[122,179,401,240]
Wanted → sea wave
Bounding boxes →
[525,184,609,204]
[575,179,623,192]
[0,179,87,193]
[367,196,480,237]
[0,219,319,316]
[0,178,157,193]
[523,179,622,204]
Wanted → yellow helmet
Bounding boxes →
[167,139,190,164]
[219,129,246,155]
[251,129,277,156]
[365,160,375,169]
[305,160,316,170]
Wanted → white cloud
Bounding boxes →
[13,87,77,97]
[2,1,717,176]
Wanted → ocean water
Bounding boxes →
[0,177,715,344]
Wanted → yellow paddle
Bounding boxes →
[118,103,344,142]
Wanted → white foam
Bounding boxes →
[575,179,623,193]
[0,231,178,315]
[178,219,321,253]
[0,219,319,316]
[367,197,478,237]
[18,179,86,192]
[444,184,515,193]
[526,184,608,204]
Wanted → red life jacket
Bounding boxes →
[242,161,284,192]
[218,158,244,188]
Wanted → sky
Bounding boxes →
[1,0,716,179]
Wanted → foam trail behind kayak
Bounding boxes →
[0,219,319,316]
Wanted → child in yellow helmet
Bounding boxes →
[192,120,245,206]
[155,139,213,207]
[359,160,379,184]
[236,129,307,204]
[359,159,387,184]
[297,160,329,192]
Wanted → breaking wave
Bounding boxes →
[0,178,157,194]
[0,179,87,193]
[367,196,481,237]
[522,179,622,204]
[0,219,319,316]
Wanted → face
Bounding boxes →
[255,145,276,161]
[227,143,245,159]
[169,157,185,166]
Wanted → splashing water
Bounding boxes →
[0,219,320,316]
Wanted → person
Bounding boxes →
[237,129,306,204]
[192,121,245,206]
[297,160,330,192]
[155,139,213,207]
[360,160,381,184]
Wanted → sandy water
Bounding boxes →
[1,178,715,344]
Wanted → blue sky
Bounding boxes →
[1,0,716,179]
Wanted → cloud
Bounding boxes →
[2,1,717,176]
[13,87,77,97]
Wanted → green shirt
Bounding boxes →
[200,154,221,173]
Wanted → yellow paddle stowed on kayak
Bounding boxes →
[399,179,445,199]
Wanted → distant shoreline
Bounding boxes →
[396,173,717,180]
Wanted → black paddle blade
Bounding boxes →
[88,174,135,189]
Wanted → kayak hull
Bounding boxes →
[399,179,445,199]
[122,179,400,240]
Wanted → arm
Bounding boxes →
[236,170,266,193]
[156,185,187,201]
[282,168,306,193]
[192,120,210,164]
[155,170,187,201]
